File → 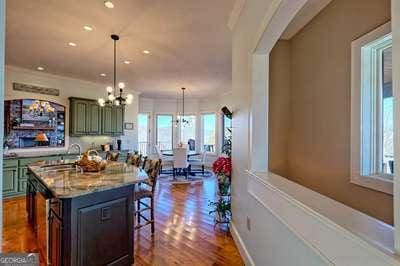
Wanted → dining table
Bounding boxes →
[161,150,200,157]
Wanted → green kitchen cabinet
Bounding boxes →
[3,160,19,198]
[87,102,102,134]
[69,98,102,136]
[70,97,124,136]
[102,106,114,135]
[70,98,88,135]
[114,106,124,135]
[102,105,124,135]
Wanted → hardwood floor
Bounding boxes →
[2,175,243,266]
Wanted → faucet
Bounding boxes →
[67,143,82,156]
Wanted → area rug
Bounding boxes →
[158,169,214,184]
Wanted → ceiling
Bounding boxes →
[6,0,234,98]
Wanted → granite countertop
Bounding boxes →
[4,149,131,160]
[28,159,148,199]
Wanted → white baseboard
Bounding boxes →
[230,221,255,266]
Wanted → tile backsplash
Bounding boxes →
[69,136,119,151]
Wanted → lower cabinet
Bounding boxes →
[3,165,19,198]
[48,210,63,266]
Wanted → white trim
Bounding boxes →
[350,22,392,194]
[227,0,247,31]
[229,221,255,266]
[246,171,400,265]
[392,0,400,253]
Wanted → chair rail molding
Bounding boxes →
[246,171,400,266]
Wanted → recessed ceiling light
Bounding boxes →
[83,26,93,31]
[68,42,77,47]
[100,73,106,77]
[143,50,150,54]
[124,60,131,64]
[104,1,114,8]
[37,66,44,71]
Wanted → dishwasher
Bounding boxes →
[34,183,50,263]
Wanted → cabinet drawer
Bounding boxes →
[4,159,18,168]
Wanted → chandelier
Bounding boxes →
[175,87,190,127]
[98,34,133,107]
[29,100,55,116]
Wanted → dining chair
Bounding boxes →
[135,158,162,234]
[173,147,190,179]
[105,151,119,161]
[154,144,173,172]
[188,151,207,176]
[126,153,142,167]
[188,139,196,151]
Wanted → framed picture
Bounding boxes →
[124,122,134,130]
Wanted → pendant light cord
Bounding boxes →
[114,38,116,97]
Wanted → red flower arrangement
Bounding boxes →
[212,156,232,176]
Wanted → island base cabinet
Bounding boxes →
[27,173,135,266]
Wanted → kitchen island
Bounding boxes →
[27,159,148,266]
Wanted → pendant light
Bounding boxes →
[98,34,133,107]
[175,87,190,127]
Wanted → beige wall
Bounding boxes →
[269,40,291,177]
[269,0,393,224]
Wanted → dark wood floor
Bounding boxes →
[2,175,243,266]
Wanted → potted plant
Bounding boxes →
[209,198,231,223]
[212,156,232,196]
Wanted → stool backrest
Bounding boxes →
[143,158,162,191]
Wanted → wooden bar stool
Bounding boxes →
[135,158,161,234]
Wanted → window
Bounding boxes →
[156,114,173,151]
[138,113,149,155]
[178,115,196,147]
[222,114,232,153]
[351,22,393,194]
[201,113,216,152]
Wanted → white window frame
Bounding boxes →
[200,112,217,154]
[351,22,393,194]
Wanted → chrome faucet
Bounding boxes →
[67,143,82,156]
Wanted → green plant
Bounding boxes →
[209,198,231,222]
[222,128,232,157]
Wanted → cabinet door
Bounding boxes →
[114,106,124,135]
[87,102,101,134]
[102,106,114,135]
[48,211,63,266]
[3,166,18,197]
[71,100,88,135]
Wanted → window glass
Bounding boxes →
[138,113,149,155]
[381,47,393,174]
[202,113,216,152]
[223,115,232,151]
[156,115,173,150]
[178,115,196,146]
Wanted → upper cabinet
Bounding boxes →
[101,105,124,135]
[69,97,124,136]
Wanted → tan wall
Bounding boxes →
[268,40,291,177]
[269,0,393,224]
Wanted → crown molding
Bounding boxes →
[227,0,247,31]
